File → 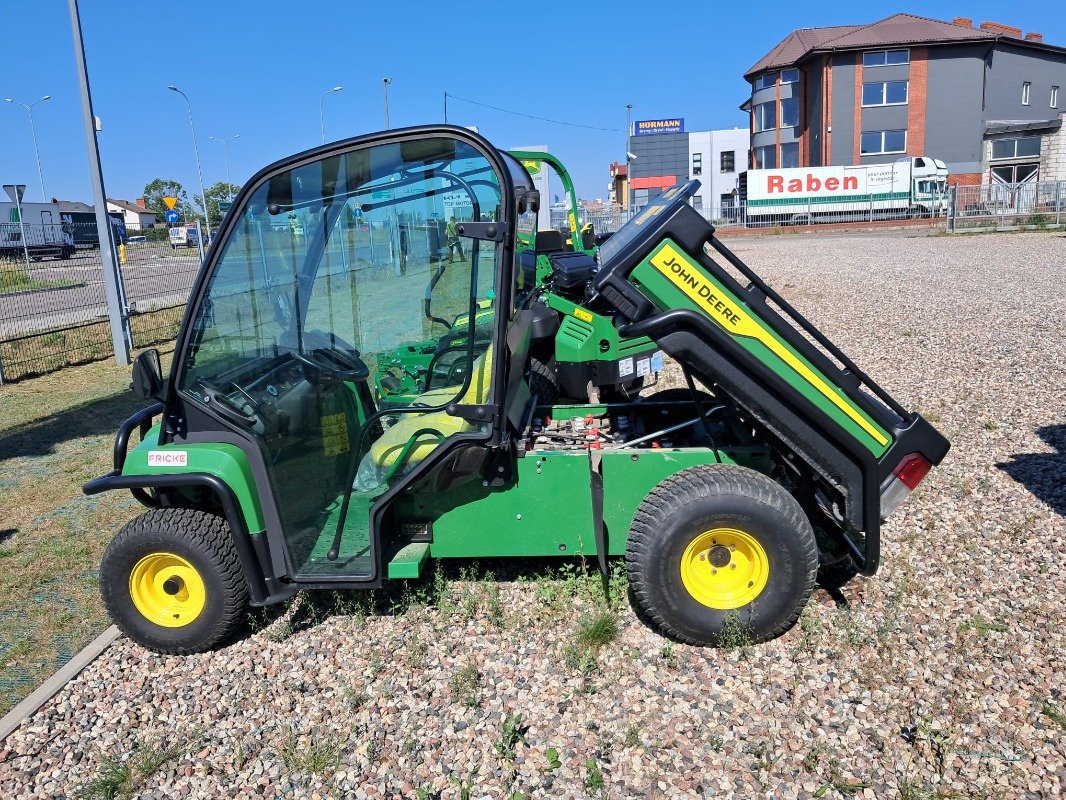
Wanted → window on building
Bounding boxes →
[780,142,799,168]
[754,102,776,132]
[862,80,909,106]
[990,136,1041,160]
[1022,81,1031,105]
[1051,86,1058,108]
[780,97,799,127]
[755,73,777,90]
[860,129,907,155]
[692,152,702,176]
[781,68,800,84]
[754,145,777,169]
[863,49,909,67]
[692,195,703,210]
[721,150,735,172]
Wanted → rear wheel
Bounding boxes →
[100,508,249,653]
[626,465,818,645]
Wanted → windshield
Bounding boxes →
[178,137,502,396]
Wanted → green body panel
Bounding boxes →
[409,446,759,559]
[544,293,658,363]
[122,424,266,533]
[387,542,430,579]
[630,240,891,457]
[599,449,747,548]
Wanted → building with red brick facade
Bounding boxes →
[742,13,1066,187]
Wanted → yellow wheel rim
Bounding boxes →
[129,552,206,628]
[680,528,769,610]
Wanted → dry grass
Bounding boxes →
[0,351,172,715]
[0,305,185,382]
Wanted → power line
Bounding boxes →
[444,92,621,132]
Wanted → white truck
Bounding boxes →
[0,201,77,261]
[168,224,202,249]
[740,157,949,226]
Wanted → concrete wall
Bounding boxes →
[924,43,987,174]
[807,60,825,167]
[830,54,856,164]
[985,43,1066,122]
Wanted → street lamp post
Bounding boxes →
[167,85,211,239]
[625,104,633,212]
[319,86,342,144]
[383,77,392,129]
[209,134,240,199]
[4,95,52,201]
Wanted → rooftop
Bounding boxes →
[746,13,1061,78]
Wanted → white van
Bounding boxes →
[168,225,201,249]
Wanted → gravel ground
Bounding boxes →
[2,230,1064,799]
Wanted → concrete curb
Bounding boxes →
[0,626,120,743]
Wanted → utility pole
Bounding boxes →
[210,134,240,198]
[67,0,130,366]
[383,77,392,129]
[626,104,633,212]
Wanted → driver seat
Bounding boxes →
[365,344,494,474]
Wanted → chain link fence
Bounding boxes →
[0,221,201,382]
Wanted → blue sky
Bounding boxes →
[1,2,1060,205]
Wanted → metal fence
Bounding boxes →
[0,221,202,382]
[948,180,1065,232]
[2,180,1063,382]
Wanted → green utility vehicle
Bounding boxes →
[85,126,948,653]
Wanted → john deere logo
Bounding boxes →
[521,160,541,175]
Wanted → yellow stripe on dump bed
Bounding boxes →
[650,243,889,447]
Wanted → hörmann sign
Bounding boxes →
[634,118,685,136]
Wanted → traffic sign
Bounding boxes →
[3,185,26,204]
[218,201,232,214]
[162,196,178,210]
[164,210,180,225]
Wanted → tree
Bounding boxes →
[194,182,242,224]
[142,178,195,222]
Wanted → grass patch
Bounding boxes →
[277,726,343,774]
[450,662,481,708]
[0,355,169,715]
[0,264,78,295]
[575,611,619,653]
[76,738,189,799]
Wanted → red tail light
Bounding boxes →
[893,454,932,490]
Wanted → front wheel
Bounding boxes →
[100,508,249,653]
[626,465,818,645]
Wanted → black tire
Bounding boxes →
[528,357,559,406]
[100,508,249,654]
[626,465,818,645]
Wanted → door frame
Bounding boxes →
[161,125,525,585]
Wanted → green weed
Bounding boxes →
[1040,702,1066,730]
[542,747,562,772]
[575,611,619,653]
[494,713,528,761]
[76,738,189,800]
[960,616,1008,638]
[451,663,481,708]
[277,726,342,774]
[584,757,606,794]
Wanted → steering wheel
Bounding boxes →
[291,347,370,382]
